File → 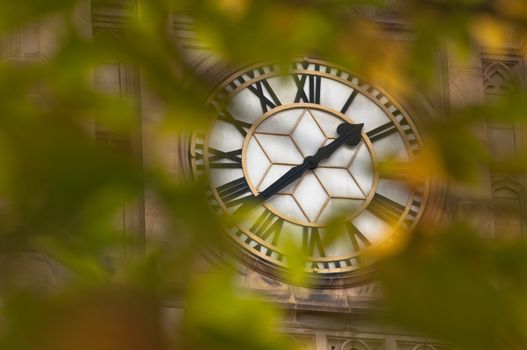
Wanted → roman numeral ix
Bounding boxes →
[216,177,253,207]
[207,148,242,169]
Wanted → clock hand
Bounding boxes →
[307,122,364,167]
[256,161,311,201]
[256,123,364,201]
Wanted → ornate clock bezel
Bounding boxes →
[188,57,443,288]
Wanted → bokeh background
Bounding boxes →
[0,1,527,349]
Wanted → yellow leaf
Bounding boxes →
[216,0,251,21]
[471,15,508,49]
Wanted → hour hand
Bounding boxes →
[256,161,310,201]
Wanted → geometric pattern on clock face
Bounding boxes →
[193,59,430,277]
[244,106,375,227]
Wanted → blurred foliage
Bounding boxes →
[0,0,526,350]
[380,225,527,350]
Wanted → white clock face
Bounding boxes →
[243,105,376,226]
[190,59,429,285]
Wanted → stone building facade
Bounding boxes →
[1,1,526,350]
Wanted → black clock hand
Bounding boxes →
[306,122,364,167]
[256,123,364,201]
[256,161,311,201]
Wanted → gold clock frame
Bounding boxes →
[189,58,436,288]
[241,103,379,228]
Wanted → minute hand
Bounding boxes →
[256,123,363,201]
[307,123,364,167]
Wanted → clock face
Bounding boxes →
[190,59,430,286]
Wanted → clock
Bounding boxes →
[190,58,430,287]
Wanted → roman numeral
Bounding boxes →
[366,121,398,142]
[217,110,251,136]
[216,177,253,207]
[293,64,321,104]
[292,62,321,103]
[207,148,242,169]
[249,210,283,246]
[368,193,405,224]
[340,90,359,113]
[303,227,326,257]
[346,222,371,252]
[293,74,321,103]
[247,79,281,113]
